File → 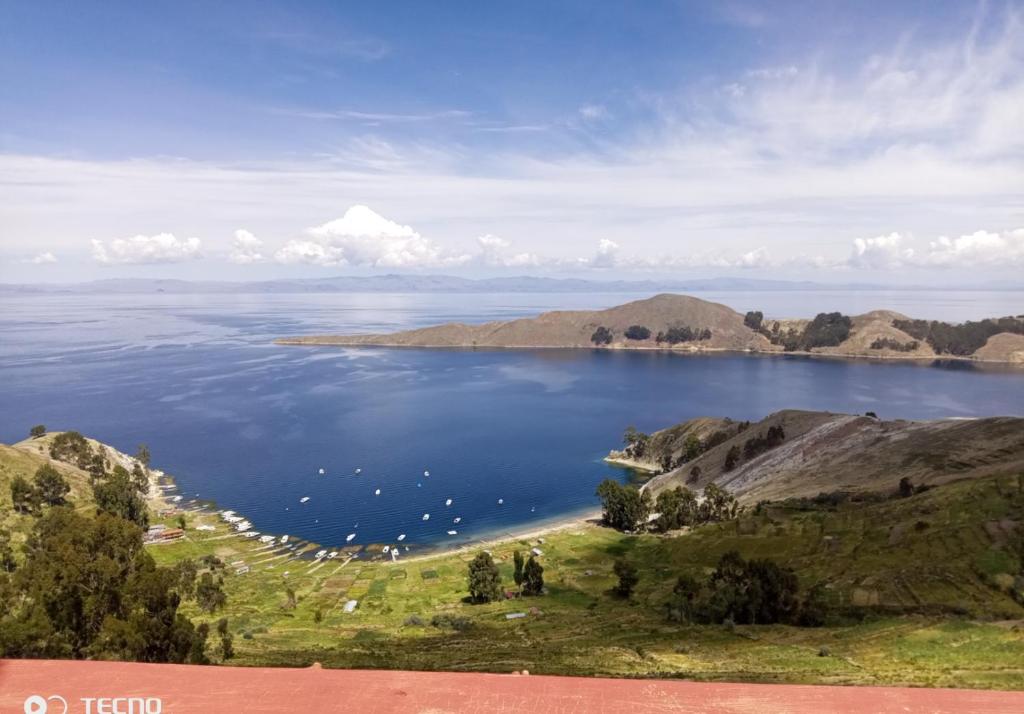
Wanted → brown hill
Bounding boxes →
[277,293,1024,364]
[640,409,1024,503]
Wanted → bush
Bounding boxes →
[612,559,639,597]
[430,614,472,631]
[590,326,614,345]
[870,337,919,352]
[893,316,1024,355]
[403,615,425,627]
[29,425,46,439]
[743,311,764,330]
[624,325,651,340]
[656,326,712,344]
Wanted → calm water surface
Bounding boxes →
[2,291,1023,550]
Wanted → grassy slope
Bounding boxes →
[3,436,1023,688]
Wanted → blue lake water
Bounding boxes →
[2,291,1023,551]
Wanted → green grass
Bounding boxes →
[4,437,1024,688]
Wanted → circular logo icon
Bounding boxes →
[23,695,67,714]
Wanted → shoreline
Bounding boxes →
[274,339,1024,366]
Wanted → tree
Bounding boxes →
[687,465,702,484]
[898,477,914,498]
[683,433,702,462]
[196,572,226,613]
[135,444,151,469]
[665,573,701,623]
[522,556,544,596]
[698,483,737,523]
[283,585,297,610]
[0,529,16,574]
[217,617,233,660]
[612,559,639,598]
[512,550,525,594]
[624,324,651,340]
[743,311,764,331]
[653,486,698,531]
[177,514,187,531]
[174,559,198,599]
[622,426,651,459]
[29,425,46,439]
[2,508,207,662]
[49,431,94,469]
[596,479,651,532]
[723,445,741,471]
[590,326,614,345]
[10,476,37,514]
[93,465,148,528]
[33,465,70,507]
[467,552,502,603]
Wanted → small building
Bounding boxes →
[531,548,543,557]
[159,528,184,541]
[343,600,358,613]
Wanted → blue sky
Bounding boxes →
[1,1,1023,283]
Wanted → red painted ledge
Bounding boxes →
[2,659,1022,714]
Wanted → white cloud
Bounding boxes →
[924,228,1024,267]
[590,239,620,268]
[90,233,202,264]
[27,251,57,264]
[848,232,915,269]
[844,228,1024,269]
[275,205,470,268]
[475,234,539,267]
[229,229,265,264]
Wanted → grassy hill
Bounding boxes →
[3,430,1023,687]
[277,293,1024,363]
[634,410,1024,503]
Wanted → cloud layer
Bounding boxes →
[91,234,203,264]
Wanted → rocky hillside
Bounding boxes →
[634,410,1024,504]
[278,293,1024,363]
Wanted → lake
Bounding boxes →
[2,290,1023,551]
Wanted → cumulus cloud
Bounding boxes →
[475,234,539,267]
[229,229,265,264]
[845,228,1024,269]
[27,251,57,264]
[90,233,202,264]
[274,205,469,268]
[590,239,620,268]
[848,232,915,269]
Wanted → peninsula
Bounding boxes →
[277,293,1024,364]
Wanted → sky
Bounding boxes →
[1,0,1023,285]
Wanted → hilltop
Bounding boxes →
[277,293,1024,363]
[622,410,1024,503]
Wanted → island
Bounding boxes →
[276,293,1024,364]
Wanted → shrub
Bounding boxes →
[870,337,919,352]
[29,425,46,439]
[590,326,614,345]
[430,614,473,631]
[624,325,652,340]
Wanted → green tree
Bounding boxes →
[2,508,207,662]
[590,326,614,345]
[624,324,651,340]
[93,465,148,528]
[135,444,151,469]
[743,311,764,331]
[33,464,70,507]
[10,476,38,514]
[174,559,198,599]
[653,486,697,531]
[522,556,544,596]
[217,617,234,660]
[49,431,94,469]
[898,477,914,498]
[29,425,46,439]
[723,445,741,471]
[0,529,16,573]
[612,559,639,598]
[512,550,525,594]
[467,552,502,603]
[596,479,651,531]
[196,573,226,613]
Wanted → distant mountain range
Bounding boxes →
[2,274,1022,294]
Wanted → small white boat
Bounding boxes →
[453,517,461,524]
[397,534,406,541]
[383,545,390,553]
[355,468,362,474]
[424,470,430,477]
[315,549,327,559]
[445,498,452,506]
[327,551,338,559]
[318,468,325,475]
[531,507,535,512]
[346,533,356,542]
[300,496,310,503]
[447,530,457,536]
[422,513,430,521]
[374,488,381,496]
[497,498,504,505]
[244,531,259,538]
